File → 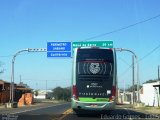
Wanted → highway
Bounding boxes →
[64,105,160,120]
[0,103,159,120]
[0,102,70,120]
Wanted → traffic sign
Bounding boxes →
[47,42,72,58]
[72,41,113,49]
[47,52,72,58]
[47,42,71,51]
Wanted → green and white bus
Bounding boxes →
[71,47,117,114]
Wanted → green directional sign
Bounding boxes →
[72,41,113,50]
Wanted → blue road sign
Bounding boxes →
[47,42,71,51]
[47,52,71,58]
[47,42,72,58]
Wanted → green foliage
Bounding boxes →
[127,84,142,92]
[52,86,71,101]
[144,79,158,83]
[34,90,39,96]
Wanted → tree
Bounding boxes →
[34,90,39,97]
[127,84,142,92]
[144,79,158,84]
[52,86,71,101]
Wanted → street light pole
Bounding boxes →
[116,48,140,103]
[137,56,140,102]
[10,49,28,102]
[46,80,48,99]
[10,48,47,103]
[132,55,135,104]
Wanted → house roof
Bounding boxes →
[0,80,10,84]
[153,84,160,87]
[143,81,160,85]
[16,87,32,91]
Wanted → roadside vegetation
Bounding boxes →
[52,87,71,101]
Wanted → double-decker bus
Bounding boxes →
[71,47,117,114]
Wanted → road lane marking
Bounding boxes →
[53,108,73,120]
[11,102,68,115]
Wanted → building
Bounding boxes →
[15,83,32,102]
[33,90,53,99]
[0,80,32,104]
[141,81,160,107]
[0,80,11,103]
[118,88,141,104]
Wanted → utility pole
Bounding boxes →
[36,82,38,90]
[46,80,47,92]
[123,80,126,103]
[20,75,22,83]
[158,65,160,107]
[123,80,126,94]
[132,55,135,104]
[63,92,64,101]
[158,65,160,81]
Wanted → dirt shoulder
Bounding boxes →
[116,103,160,115]
[132,106,160,115]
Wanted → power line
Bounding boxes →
[139,43,160,62]
[86,14,160,78]
[118,43,160,79]
[0,55,13,58]
[0,51,44,58]
[118,64,132,79]
[118,57,130,66]
[1,14,159,58]
[82,14,160,41]
[1,14,160,82]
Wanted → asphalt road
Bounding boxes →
[0,102,71,120]
[0,103,159,120]
[64,105,160,120]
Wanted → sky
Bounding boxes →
[0,0,160,90]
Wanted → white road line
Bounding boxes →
[11,103,68,115]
